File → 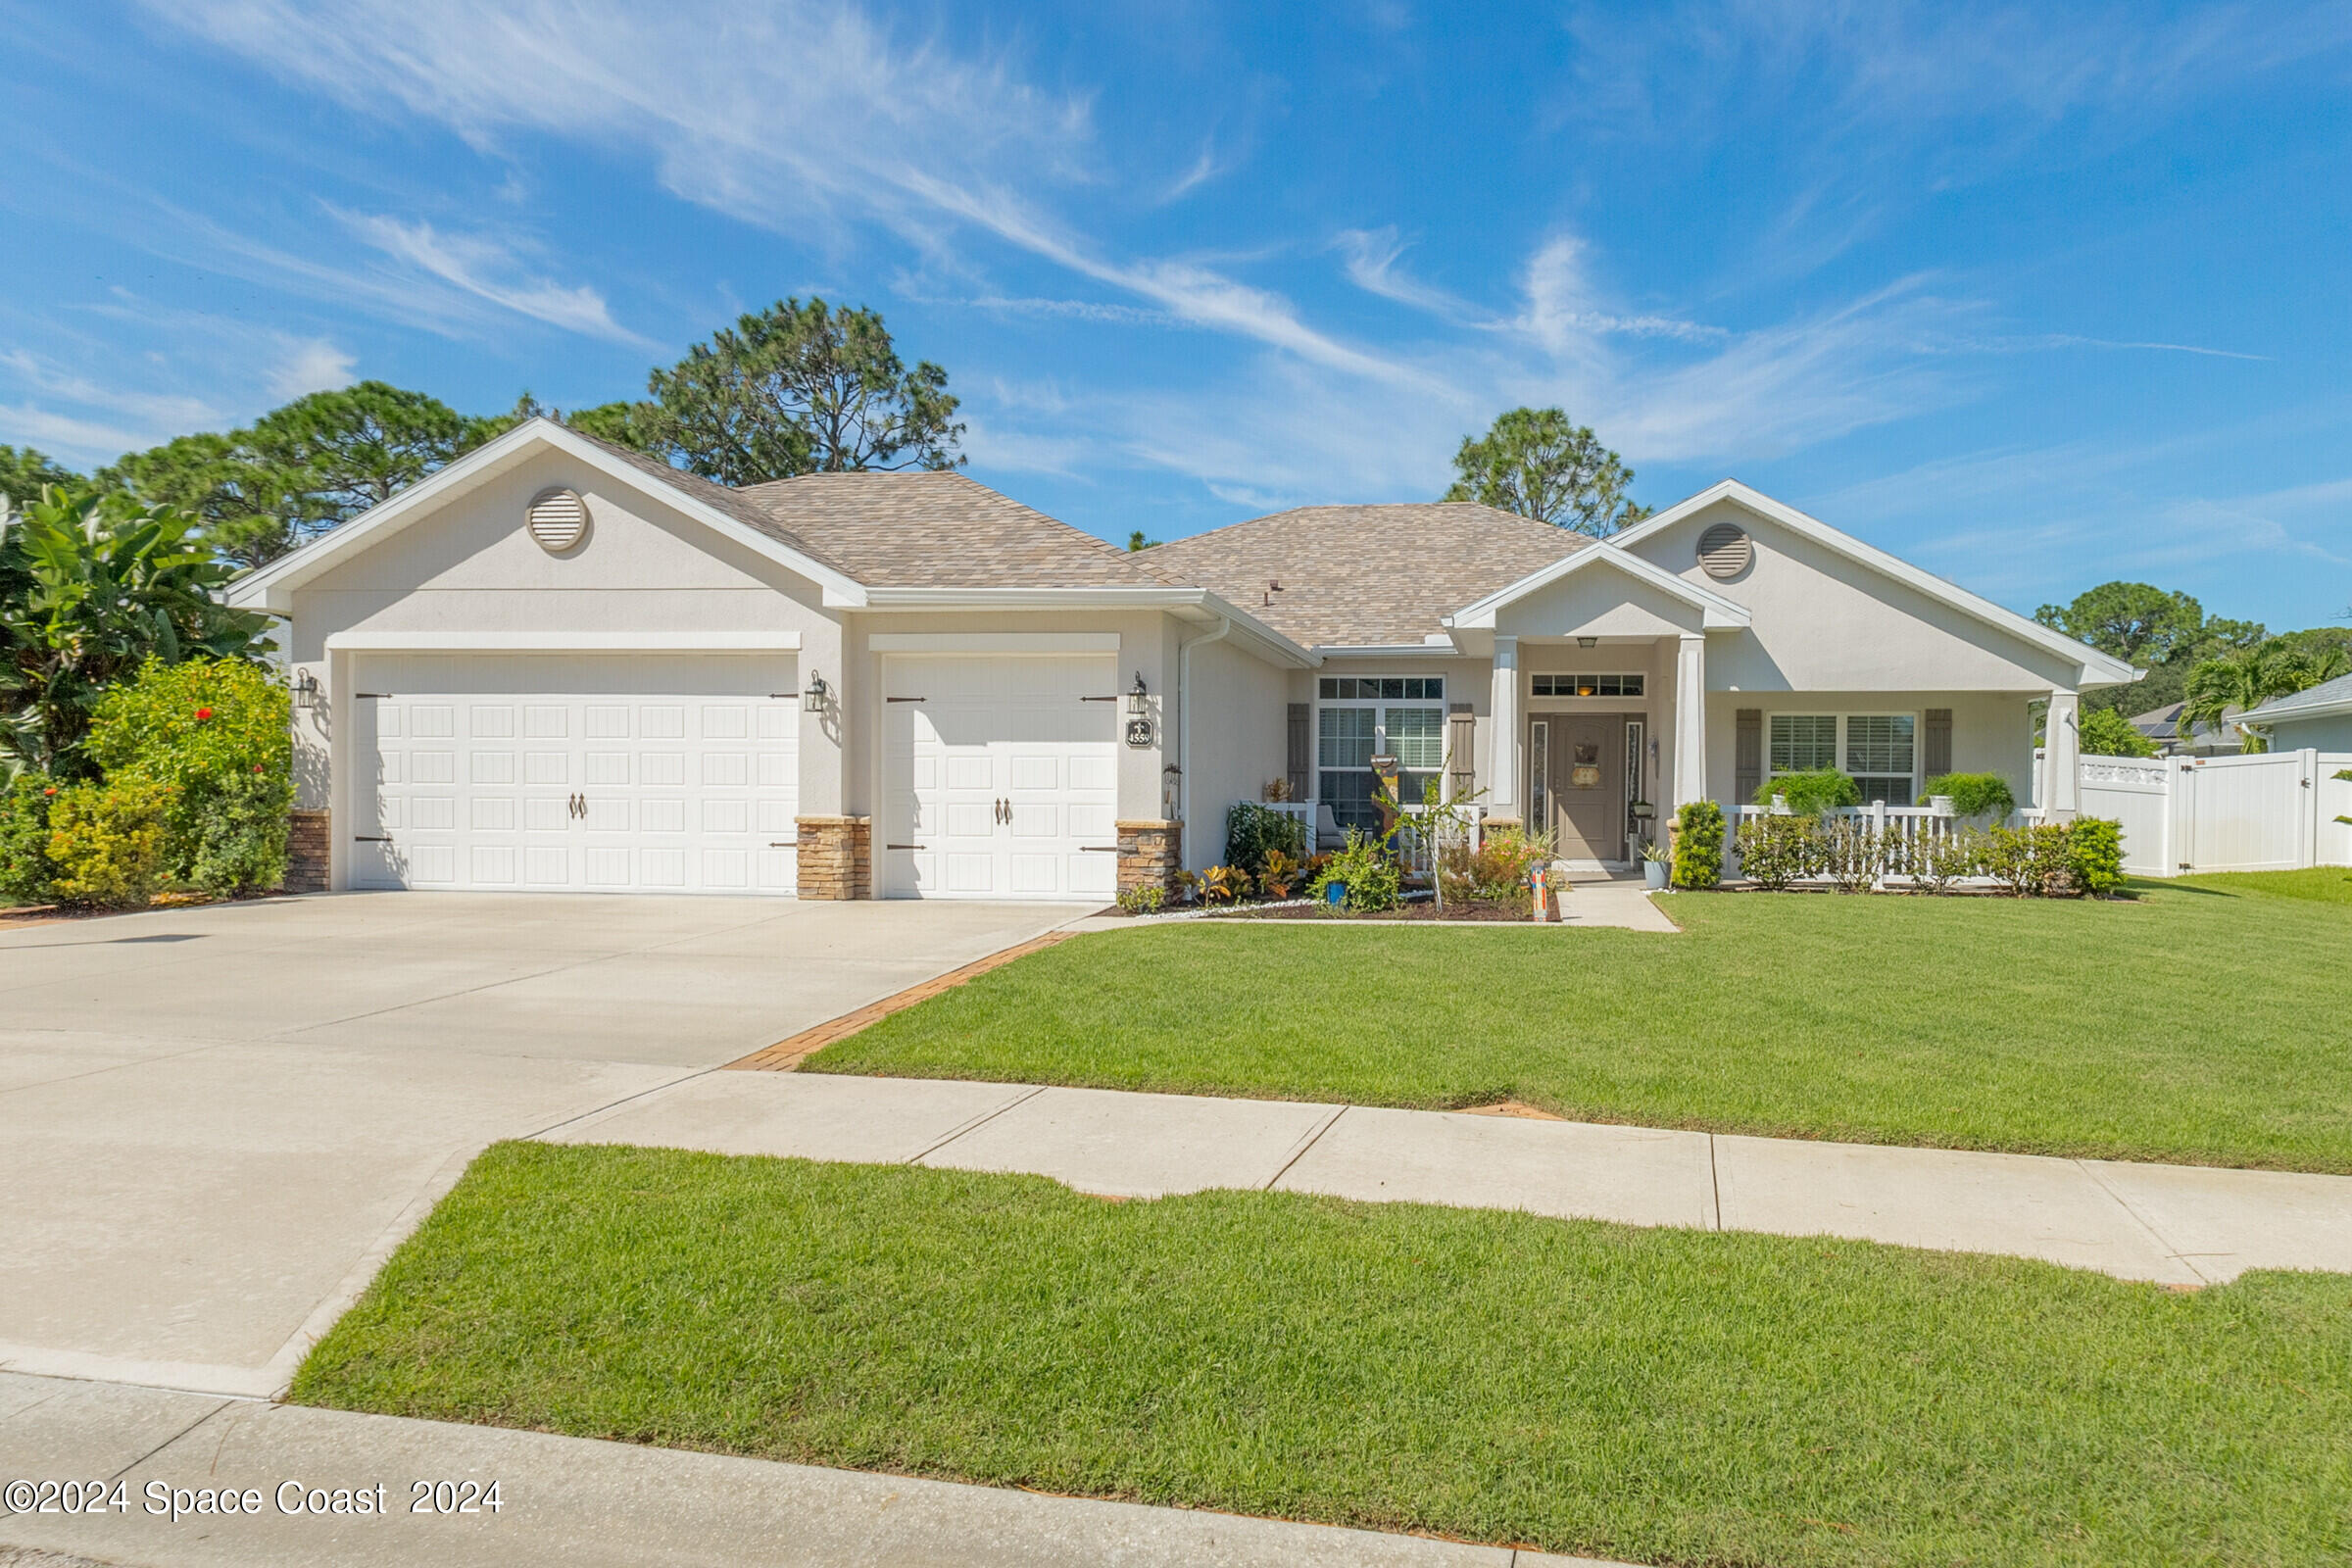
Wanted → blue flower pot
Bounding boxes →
[1324,881,1347,906]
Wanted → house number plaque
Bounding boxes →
[1125,717,1154,748]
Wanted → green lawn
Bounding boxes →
[296,1143,2352,1567]
[2179,866,2352,906]
[810,880,2352,1172]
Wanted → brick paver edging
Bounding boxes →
[726,931,1080,1071]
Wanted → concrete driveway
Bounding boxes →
[0,892,1089,1398]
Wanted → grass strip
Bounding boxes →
[296,1142,2352,1566]
[809,880,2352,1171]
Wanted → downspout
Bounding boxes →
[1176,613,1234,869]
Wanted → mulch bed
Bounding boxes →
[1204,898,1537,923]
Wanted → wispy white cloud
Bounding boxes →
[265,336,357,399]
[334,210,652,344]
[1162,141,1222,203]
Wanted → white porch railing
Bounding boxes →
[1730,801,2002,884]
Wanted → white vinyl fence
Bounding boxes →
[2064,750,2352,877]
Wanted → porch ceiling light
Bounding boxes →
[1577,635,1598,648]
[1128,671,1149,714]
[803,671,829,713]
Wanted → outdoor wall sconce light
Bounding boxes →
[292,668,321,710]
[1577,635,1598,649]
[1128,671,1149,714]
[803,671,829,713]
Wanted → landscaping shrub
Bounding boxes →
[1224,801,1306,882]
[45,777,170,908]
[1438,826,1549,912]
[1915,828,1984,892]
[1819,817,1883,893]
[2068,816,2126,897]
[1982,823,2077,897]
[2080,707,2158,759]
[1921,771,2017,818]
[1309,828,1401,912]
[1670,800,1724,888]
[1257,849,1303,899]
[1732,813,1810,890]
[1753,768,1859,815]
[1113,884,1165,915]
[0,772,62,904]
[1200,864,1252,904]
[86,657,292,897]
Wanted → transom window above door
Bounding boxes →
[1317,676,1446,833]
[1768,712,1917,805]
[1531,673,1644,698]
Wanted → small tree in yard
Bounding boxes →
[2079,708,2156,759]
[87,658,292,897]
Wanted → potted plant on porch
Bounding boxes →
[1640,839,1670,890]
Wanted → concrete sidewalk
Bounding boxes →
[549,1074,2352,1286]
[0,1371,1614,1568]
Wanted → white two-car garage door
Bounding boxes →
[881,655,1119,900]
[354,654,799,894]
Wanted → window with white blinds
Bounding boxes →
[1767,712,1919,805]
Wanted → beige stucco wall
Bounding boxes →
[1182,634,1291,869]
[1624,499,2086,694]
[1494,567,1704,640]
[1703,689,2035,808]
[283,449,837,813]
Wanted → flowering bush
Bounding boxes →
[1438,826,1551,912]
[86,657,292,896]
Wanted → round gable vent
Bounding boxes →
[1695,520,1752,580]
[526,486,589,553]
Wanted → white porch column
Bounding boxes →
[2044,689,2081,821]
[1489,636,1521,820]
[1671,633,1707,812]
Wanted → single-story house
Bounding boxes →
[224,418,2136,899]
[2129,700,2246,757]
[2238,673,2352,752]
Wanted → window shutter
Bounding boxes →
[1287,703,1311,801]
[1924,709,1952,777]
[1735,708,1763,804]
[1446,702,1476,800]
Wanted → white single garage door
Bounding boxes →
[881,654,1119,900]
[354,653,799,894]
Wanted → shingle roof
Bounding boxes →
[741,470,1178,588]
[574,430,1173,589]
[1145,503,1586,647]
[2243,671,2352,719]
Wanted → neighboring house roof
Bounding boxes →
[1608,480,2142,687]
[2241,671,2352,725]
[1145,502,1584,648]
[738,469,1175,589]
[2129,701,2242,749]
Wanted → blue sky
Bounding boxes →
[4,1,2349,631]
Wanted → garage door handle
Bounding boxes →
[1080,846,1119,853]
[354,835,391,843]
[886,696,926,703]
[886,844,922,851]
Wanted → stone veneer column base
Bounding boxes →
[1115,819,1181,897]
[284,809,331,893]
[796,815,872,900]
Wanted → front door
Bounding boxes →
[1542,714,1627,862]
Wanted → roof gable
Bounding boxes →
[225,419,866,612]
[1612,480,2137,686]
[1448,540,1752,631]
